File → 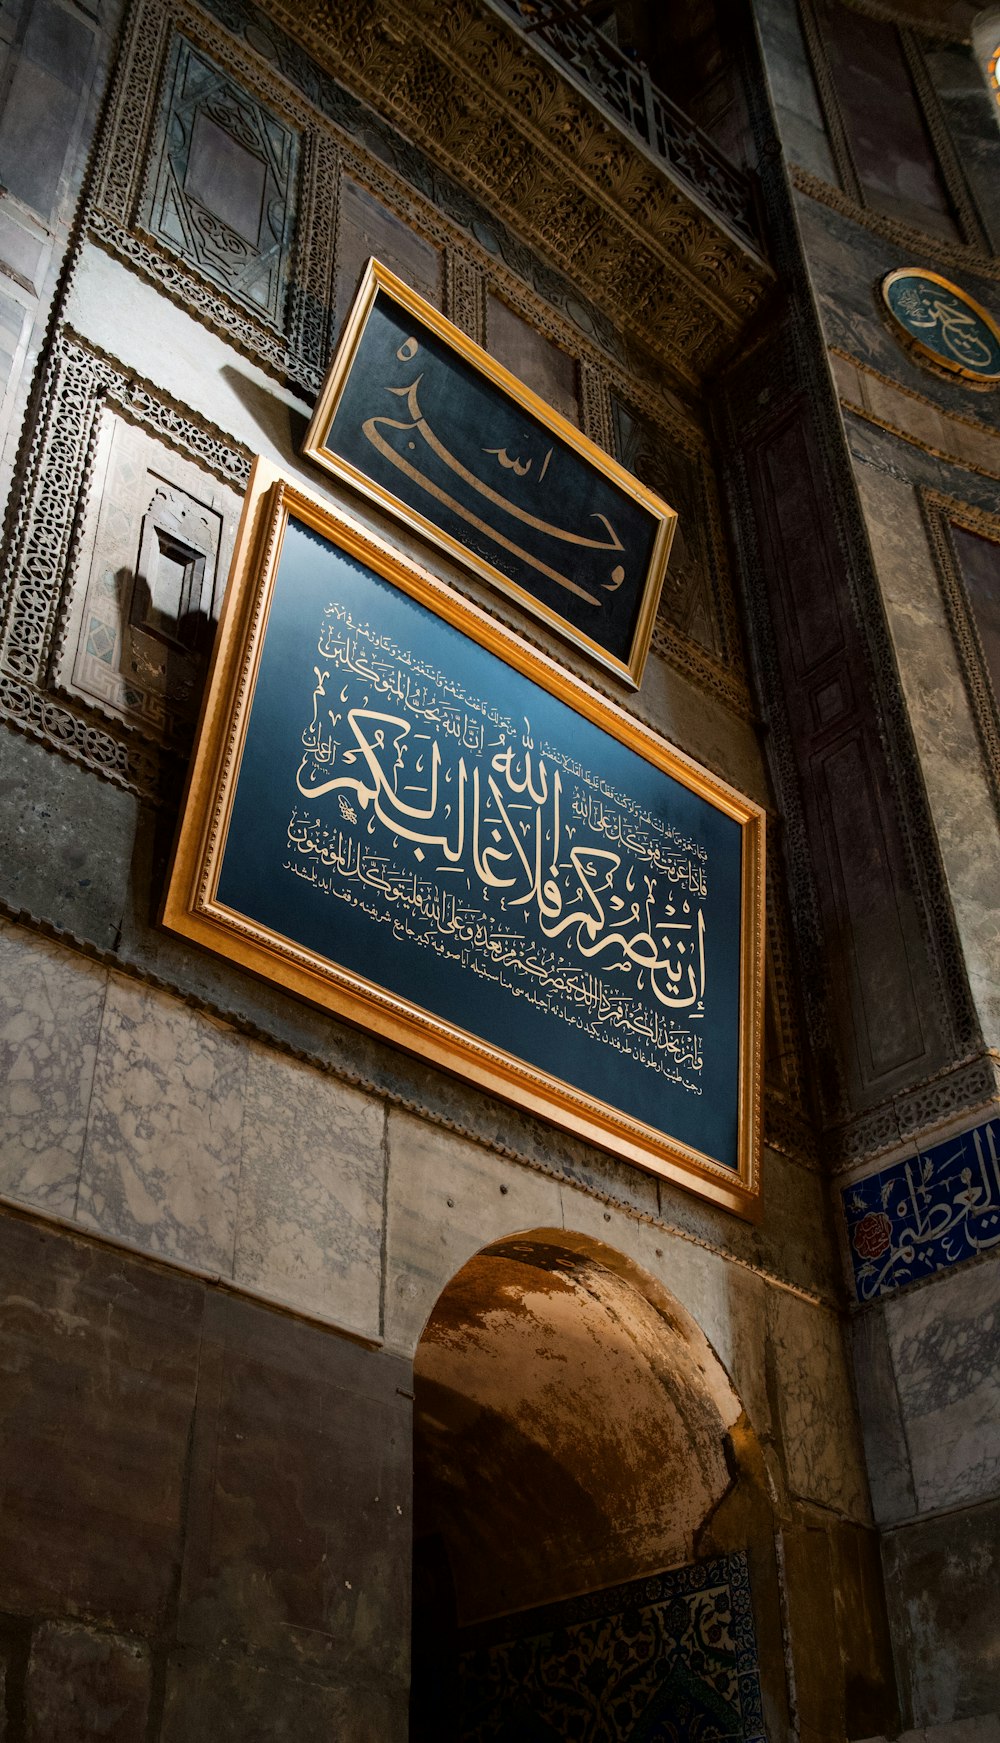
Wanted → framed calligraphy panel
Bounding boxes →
[164,460,764,1216]
[302,259,677,688]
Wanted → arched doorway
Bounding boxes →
[410,1230,775,1741]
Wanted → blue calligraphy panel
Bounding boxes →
[843,1114,1000,1301]
[216,517,744,1169]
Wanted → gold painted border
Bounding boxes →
[881,268,1000,385]
[163,457,763,1219]
[302,258,677,690]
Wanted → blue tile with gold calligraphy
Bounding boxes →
[843,1115,1000,1302]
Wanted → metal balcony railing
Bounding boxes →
[485,0,762,251]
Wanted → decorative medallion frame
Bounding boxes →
[881,267,1000,385]
[0,332,251,798]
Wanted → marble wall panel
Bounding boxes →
[884,1255,1000,1513]
[77,974,246,1274]
[383,1108,563,1356]
[855,467,1000,1052]
[0,728,139,952]
[0,917,106,1216]
[753,0,839,183]
[159,1649,404,1743]
[0,1207,413,1739]
[23,1622,150,1743]
[882,1497,1000,1727]
[486,291,579,425]
[233,1044,385,1335]
[767,1288,870,1519]
[0,1212,204,1631]
[849,1306,917,1524]
[175,1291,412,1687]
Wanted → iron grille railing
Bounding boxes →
[486,0,762,250]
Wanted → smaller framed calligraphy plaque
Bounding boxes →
[881,268,1000,384]
[302,259,677,688]
[164,460,763,1216]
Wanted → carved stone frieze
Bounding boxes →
[256,0,774,385]
[445,251,486,345]
[89,0,338,394]
[829,1048,1000,1171]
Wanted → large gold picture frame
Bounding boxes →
[302,259,677,688]
[164,459,764,1217]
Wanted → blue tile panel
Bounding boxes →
[457,1549,764,1741]
[843,1114,1000,1303]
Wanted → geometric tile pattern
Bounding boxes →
[456,1551,764,1742]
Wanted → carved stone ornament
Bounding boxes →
[89,0,339,395]
[0,332,250,798]
[52,413,241,742]
[255,0,775,386]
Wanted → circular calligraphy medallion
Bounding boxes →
[881,269,1000,384]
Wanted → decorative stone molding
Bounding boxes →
[790,164,1000,285]
[829,1049,1000,1172]
[900,29,989,252]
[796,2,985,248]
[830,350,1000,480]
[838,0,972,45]
[0,332,250,797]
[720,76,981,1147]
[919,489,1000,824]
[257,0,774,386]
[445,251,486,345]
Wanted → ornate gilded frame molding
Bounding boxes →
[302,258,677,688]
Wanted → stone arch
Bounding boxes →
[409,1225,785,1740]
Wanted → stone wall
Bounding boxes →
[753,0,1000,1731]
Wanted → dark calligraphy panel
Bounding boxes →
[213,513,745,1174]
[303,263,673,685]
